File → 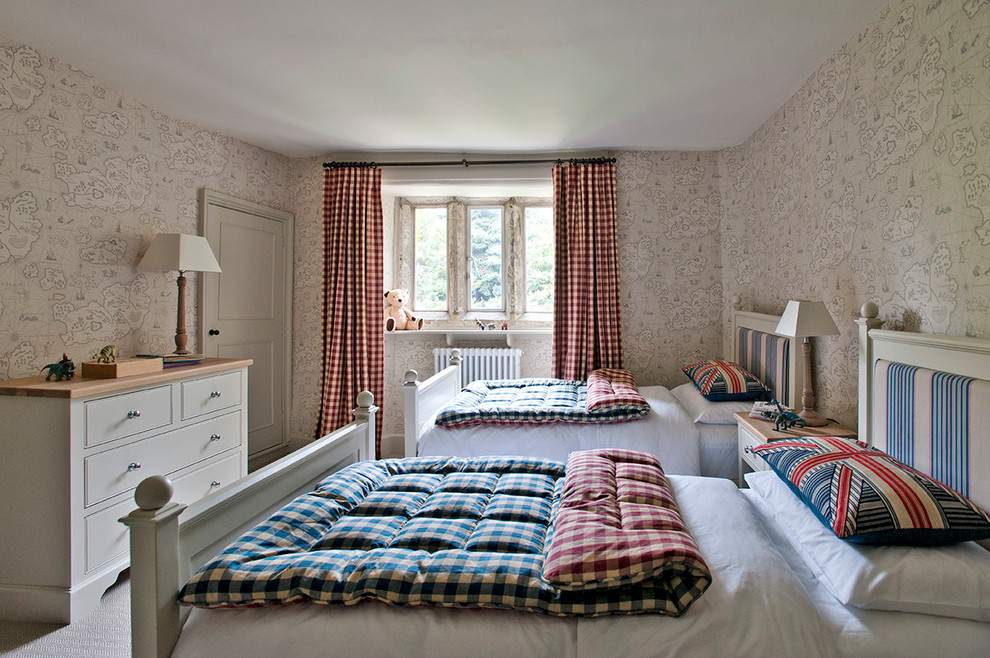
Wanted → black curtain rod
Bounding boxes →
[322,157,615,169]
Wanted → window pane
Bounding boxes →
[525,207,554,312]
[414,207,447,310]
[469,207,503,310]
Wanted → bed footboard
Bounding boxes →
[121,392,377,658]
[403,349,462,458]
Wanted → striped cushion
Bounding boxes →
[736,328,791,406]
[682,359,769,401]
[751,437,990,546]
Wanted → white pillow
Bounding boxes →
[745,469,990,622]
[670,383,750,425]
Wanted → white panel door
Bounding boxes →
[202,190,293,466]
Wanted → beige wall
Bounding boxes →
[718,0,990,429]
[3,0,988,450]
[0,37,293,380]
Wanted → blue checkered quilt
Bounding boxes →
[178,455,706,617]
[435,378,650,427]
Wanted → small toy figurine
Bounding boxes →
[93,345,118,364]
[476,319,486,330]
[773,399,806,431]
[41,353,75,381]
[501,321,508,330]
[383,289,423,331]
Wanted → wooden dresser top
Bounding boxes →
[0,358,253,399]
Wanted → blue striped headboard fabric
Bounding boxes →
[736,328,791,407]
[873,359,989,503]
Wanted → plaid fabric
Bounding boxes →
[435,376,650,428]
[552,162,623,380]
[585,368,650,413]
[751,436,990,546]
[543,449,711,613]
[316,166,384,457]
[736,327,791,406]
[682,359,770,401]
[179,453,709,617]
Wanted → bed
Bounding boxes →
[403,309,800,480]
[123,304,990,657]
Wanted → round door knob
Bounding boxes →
[209,433,221,442]
[127,462,142,471]
[208,329,220,336]
[127,410,141,419]
[210,391,222,398]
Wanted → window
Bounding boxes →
[524,206,553,313]
[469,206,503,311]
[414,207,447,311]
[395,197,552,321]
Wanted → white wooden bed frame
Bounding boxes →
[123,303,990,657]
[121,393,376,658]
[401,309,803,458]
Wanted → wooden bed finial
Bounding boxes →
[404,370,420,385]
[135,475,174,511]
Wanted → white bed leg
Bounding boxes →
[403,370,420,459]
[120,477,186,658]
[856,302,883,446]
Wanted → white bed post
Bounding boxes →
[855,302,883,446]
[403,369,421,459]
[120,478,186,658]
[352,390,378,460]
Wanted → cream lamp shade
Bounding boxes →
[136,233,222,274]
[773,300,838,427]
[774,299,840,338]
[137,233,221,354]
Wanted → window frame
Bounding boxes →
[394,195,552,324]
[522,204,554,317]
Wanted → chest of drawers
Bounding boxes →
[0,358,251,623]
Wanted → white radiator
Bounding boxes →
[434,347,522,387]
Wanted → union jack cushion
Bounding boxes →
[751,436,990,546]
[682,360,769,401]
[179,453,709,617]
[543,449,711,605]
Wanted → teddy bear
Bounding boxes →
[384,288,423,331]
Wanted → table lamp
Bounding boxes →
[137,233,221,355]
[774,300,839,427]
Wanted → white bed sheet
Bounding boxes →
[697,423,737,480]
[173,476,837,657]
[742,488,990,657]
[415,385,702,475]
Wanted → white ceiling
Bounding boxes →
[0,0,889,159]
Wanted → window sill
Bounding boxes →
[384,328,552,347]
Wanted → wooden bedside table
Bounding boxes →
[735,411,857,486]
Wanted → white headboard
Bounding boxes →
[857,303,990,511]
[731,309,803,409]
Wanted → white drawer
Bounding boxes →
[172,451,243,504]
[84,497,133,572]
[84,411,243,506]
[181,371,241,420]
[84,451,243,572]
[84,385,173,448]
[738,427,770,473]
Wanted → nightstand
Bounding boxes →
[735,411,857,486]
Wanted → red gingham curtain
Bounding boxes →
[551,161,623,380]
[315,166,384,457]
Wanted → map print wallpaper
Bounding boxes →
[0,38,292,383]
[719,0,990,428]
[1,0,987,451]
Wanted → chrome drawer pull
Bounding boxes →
[210,480,221,488]
[127,410,141,419]
[209,433,221,442]
[210,391,222,399]
[127,462,141,471]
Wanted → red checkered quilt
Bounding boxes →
[542,449,711,614]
